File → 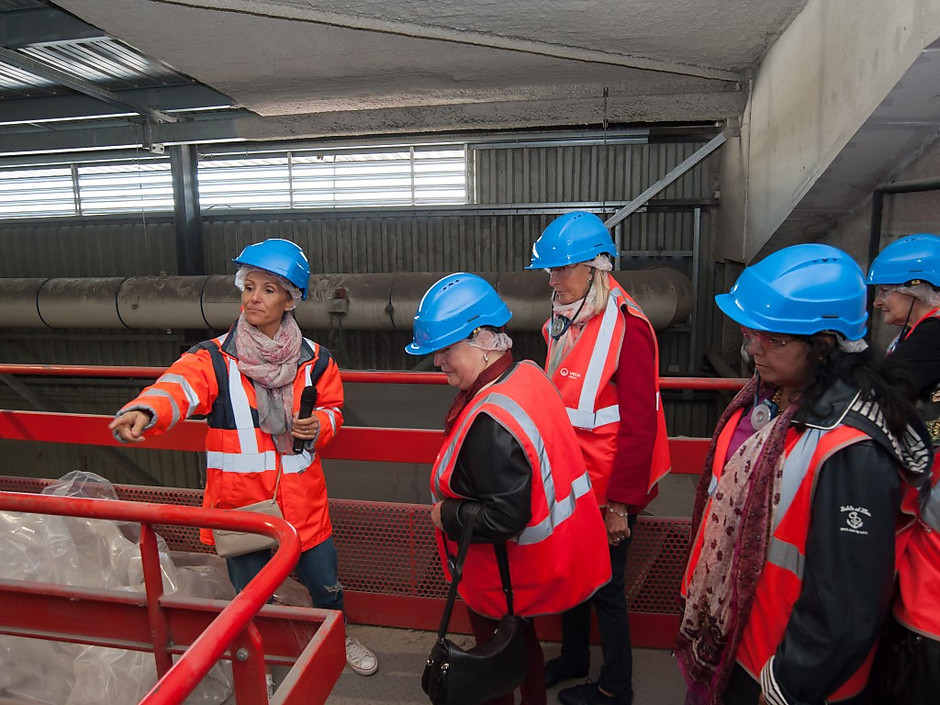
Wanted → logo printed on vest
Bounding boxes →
[558,368,582,381]
[839,505,870,535]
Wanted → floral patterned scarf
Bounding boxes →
[675,375,799,704]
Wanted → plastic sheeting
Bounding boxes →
[0,471,311,705]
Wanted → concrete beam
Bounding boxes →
[718,0,940,263]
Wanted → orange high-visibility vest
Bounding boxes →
[543,273,670,504]
[119,332,343,550]
[893,451,940,639]
[682,418,878,701]
[887,308,940,639]
[432,361,611,618]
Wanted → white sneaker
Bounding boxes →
[345,635,378,676]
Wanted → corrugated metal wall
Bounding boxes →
[0,134,724,489]
[475,142,706,204]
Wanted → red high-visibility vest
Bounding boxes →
[543,274,670,504]
[432,361,611,618]
[682,416,878,701]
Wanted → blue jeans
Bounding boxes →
[558,514,636,700]
[225,537,345,613]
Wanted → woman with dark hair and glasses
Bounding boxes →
[676,244,932,705]
[525,211,671,705]
[866,233,940,705]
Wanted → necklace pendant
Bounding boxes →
[750,400,779,430]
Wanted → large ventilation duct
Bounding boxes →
[0,269,694,332]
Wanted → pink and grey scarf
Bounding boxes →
[234,312,303,453]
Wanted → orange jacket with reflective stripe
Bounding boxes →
[682,416,877,701]
[543,274,670,505]
[432,361,611,618]
[118,329,343,551]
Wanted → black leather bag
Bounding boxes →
[421,504,529,705]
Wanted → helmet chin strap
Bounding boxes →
[550,276,593,340]
[899,295,917,339]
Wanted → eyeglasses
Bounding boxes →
[873,285,899,301]
[740,327,795,349]
[545,264,578,275]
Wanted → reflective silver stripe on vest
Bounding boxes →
[773,429,823,532]
[570,294,621,429]
[226,358,259,454]
[766,537,806,580]
[763,429,821,579]
[206,449,310,474]
[432,381,591,545]
[567,403,619,429]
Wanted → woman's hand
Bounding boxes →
[430,502,443,530]
[605,502,632,546]
[108,410,152,443]
[291,410,320,444]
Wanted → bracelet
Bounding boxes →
[607,507,630,518]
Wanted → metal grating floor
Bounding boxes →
[0,476,691,616]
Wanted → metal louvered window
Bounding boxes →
[199,146,467,210]
[76,161,174,215]
[0,145,467,219]
[0,166,77,217]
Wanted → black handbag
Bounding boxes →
[421,503,529,705]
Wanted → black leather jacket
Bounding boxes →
[438,411,533,544]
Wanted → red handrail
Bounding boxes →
[0,491,344,705]
[0,363,748,391]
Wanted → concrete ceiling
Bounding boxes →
[3,0,937,262]
[32,0,810,140]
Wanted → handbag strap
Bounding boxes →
[435,503,522,640]
[435,502,482,641]
[272,464,282,499]
[493,541,515,616]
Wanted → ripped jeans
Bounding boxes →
[225,536,345,613]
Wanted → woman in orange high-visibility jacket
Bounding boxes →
[108,238,377,678]
[406,272,611,705]
[526,211,671,705]
[867,234,940,705]
[676,244,932,705]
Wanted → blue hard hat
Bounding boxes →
[405,273,512,355]
[526,211,616,269]
[867,233,940,287]
[715,243,868,340]
[233,239,310,300]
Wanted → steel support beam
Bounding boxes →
[605,132,726,230]
[0,86,232,125]
[170,144,205,276]
[0,46,178,125]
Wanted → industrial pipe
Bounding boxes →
[0,268,694,332]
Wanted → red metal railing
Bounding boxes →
[0,364,749,653]
[0,490,345,705]
[0,364,748,391]
[0,363,746,473]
